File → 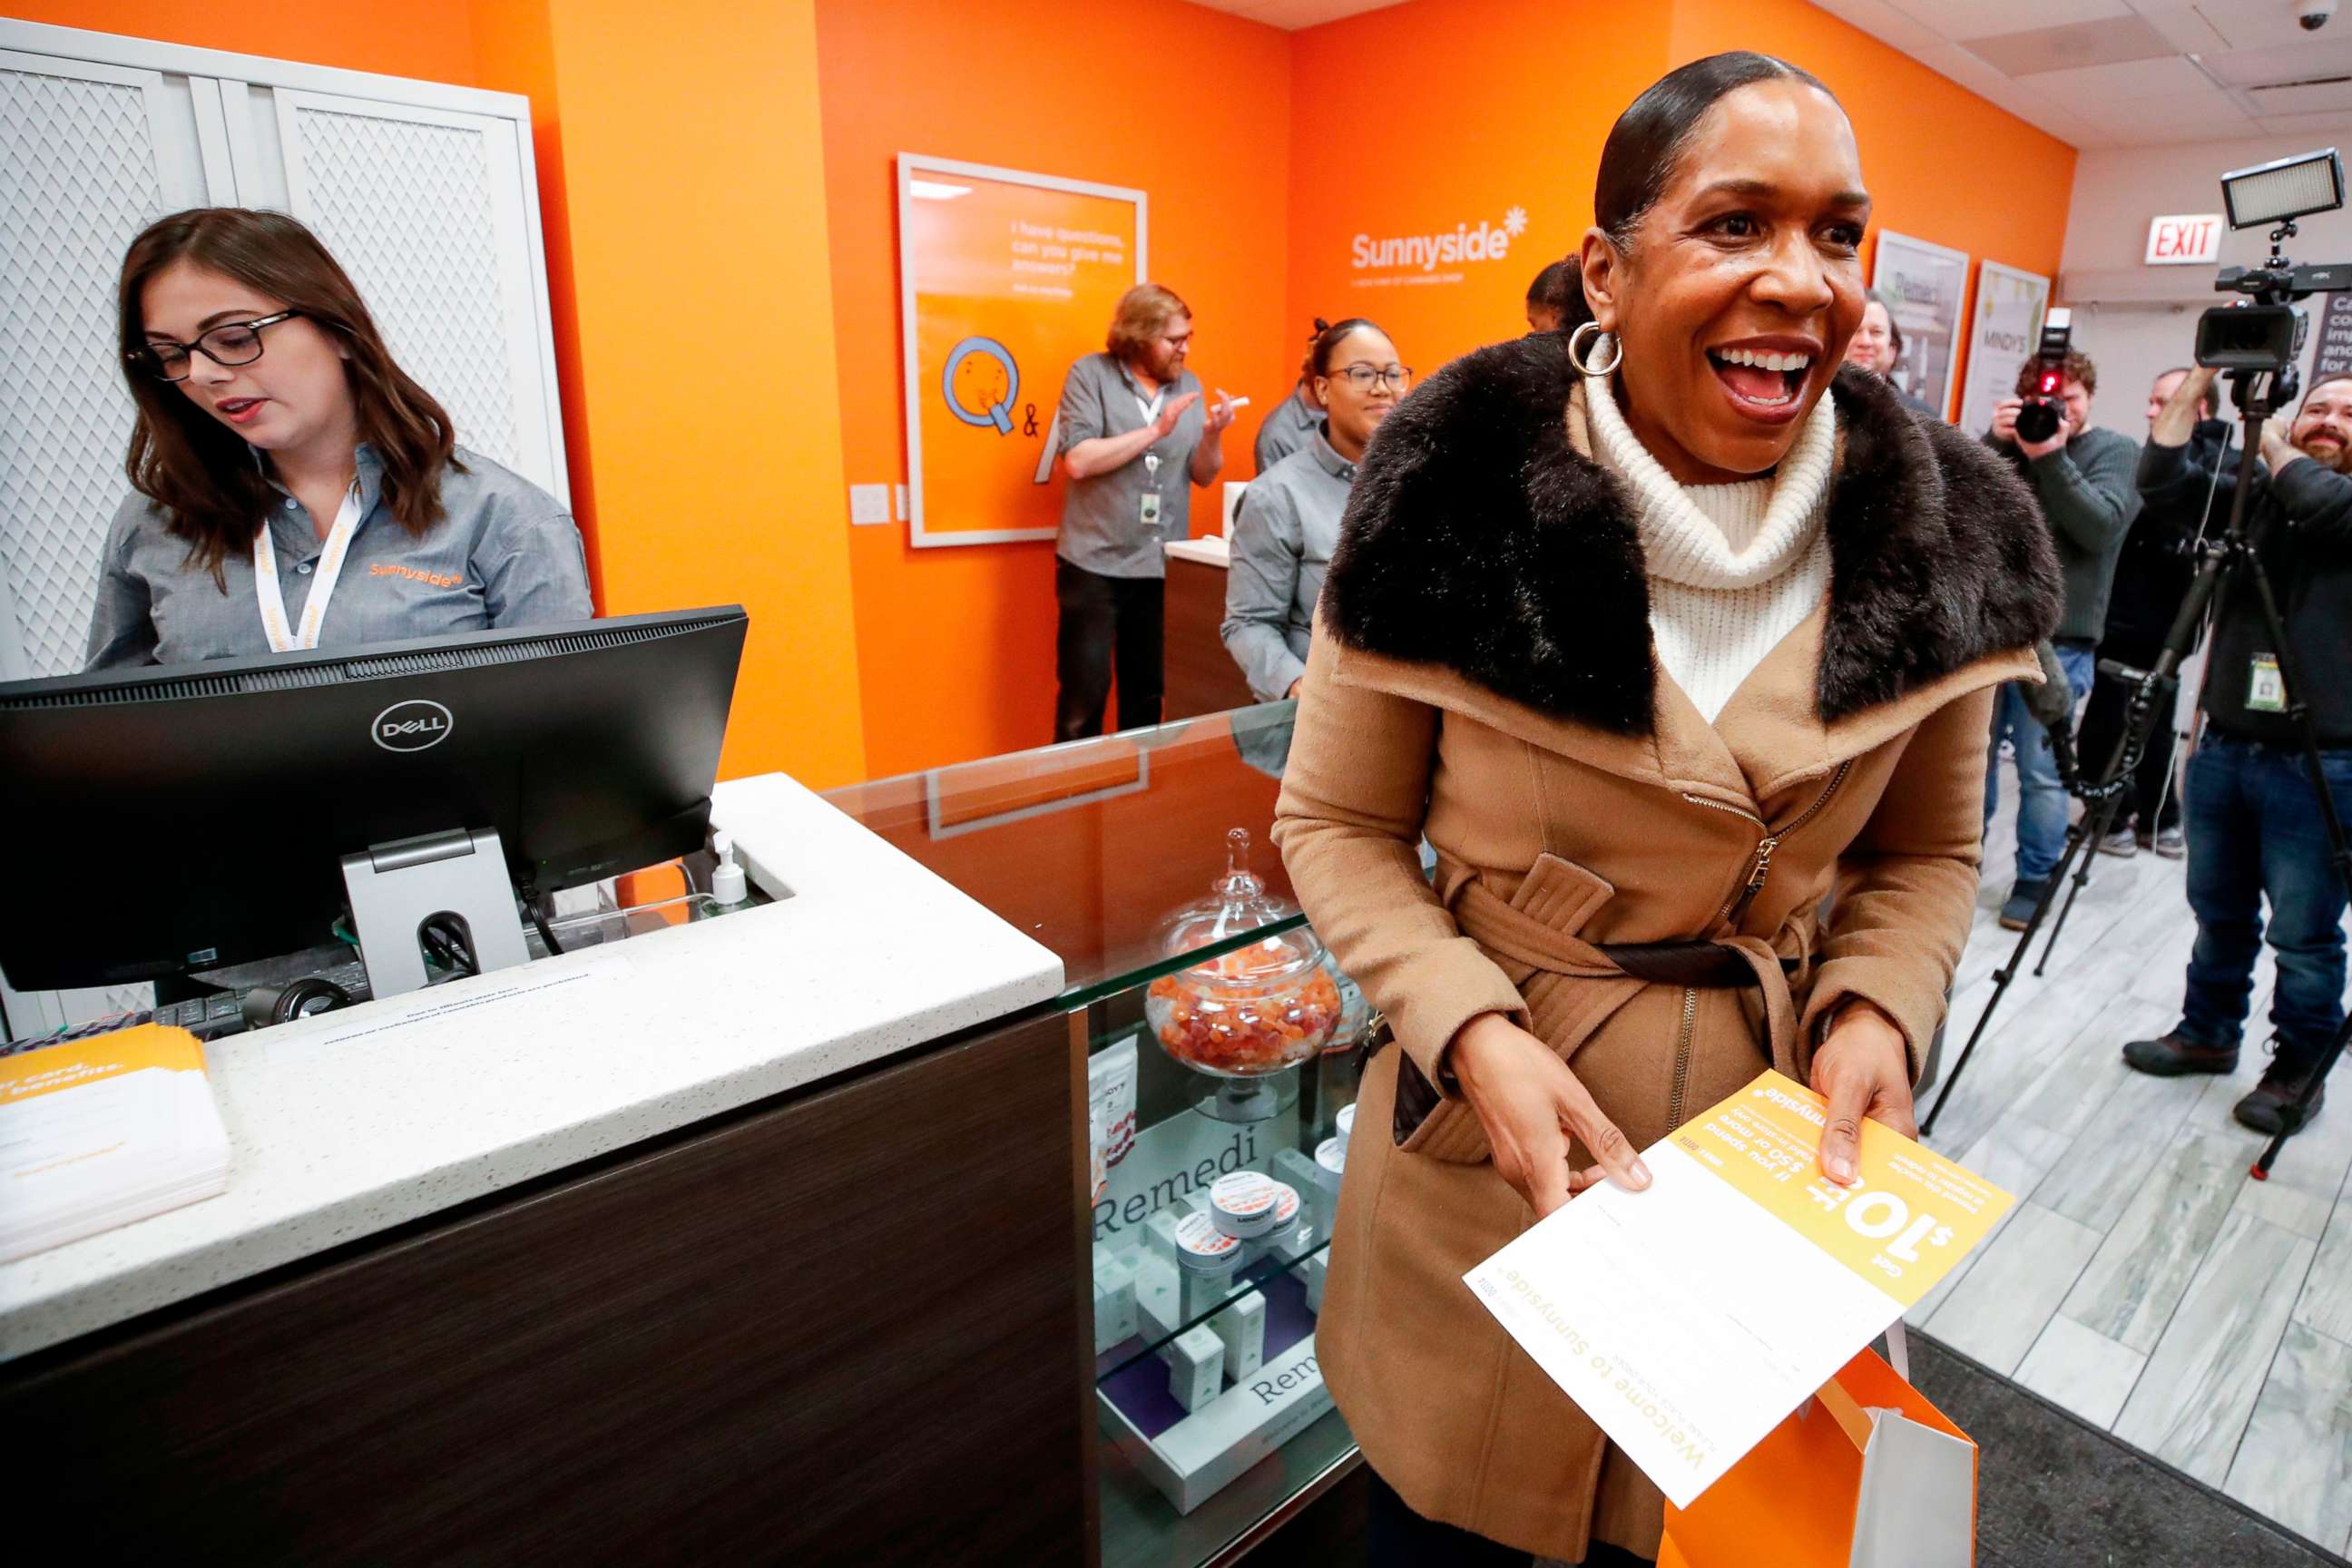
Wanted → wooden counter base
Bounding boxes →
[0,1008,1087,1566]
[1163,555,1255,720]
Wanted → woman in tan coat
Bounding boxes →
[1271,53,2062,1567]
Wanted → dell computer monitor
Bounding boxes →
[0,607,748,993]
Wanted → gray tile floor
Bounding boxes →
[1915,790,2352,1553]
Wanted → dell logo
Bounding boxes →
[372,699,455,753]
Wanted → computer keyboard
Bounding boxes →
[3,958,374,1054]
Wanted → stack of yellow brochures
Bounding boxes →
[0,1025,231,1262]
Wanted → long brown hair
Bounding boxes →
[118,208,460,578]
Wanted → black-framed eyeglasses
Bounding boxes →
[1330,363,1413,392]
[126,310,303,383]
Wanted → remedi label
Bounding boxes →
[1349,204,1528,289]
[1464,1070,2011,1508]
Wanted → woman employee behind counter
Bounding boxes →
[85,208,591,670]
[1220,317,1406,701]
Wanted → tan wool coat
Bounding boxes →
[1272,344,2063,1562]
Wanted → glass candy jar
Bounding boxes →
[1144,828,1339,1084]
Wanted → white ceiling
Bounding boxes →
[1190,1,2352,151]
[1806,0,2352,148]
[1185,0,1407,26]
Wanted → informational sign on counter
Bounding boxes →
[897,154,1145,547]
[1465,1071,2012,1508]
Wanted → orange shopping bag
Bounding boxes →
[1659,1328,1975,1568]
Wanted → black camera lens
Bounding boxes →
[2015,399,2062,444]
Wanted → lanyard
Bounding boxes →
[1136,384,1169,492]
[254,482,364,652]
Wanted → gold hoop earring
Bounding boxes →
[1567,321,1622,377]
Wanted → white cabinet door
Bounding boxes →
[257,88,564,500]
[0,50,216,683]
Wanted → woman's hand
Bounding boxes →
[1809,999,1916,1186]
[1448,1012,1651,1219]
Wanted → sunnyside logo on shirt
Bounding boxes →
[1349,205,1528,287]
[369,562,465,591]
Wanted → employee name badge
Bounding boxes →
[2249,653,2288,713]
[1141,451,1163,529]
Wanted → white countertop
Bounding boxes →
[0,772,1063,1362]
[1165,534,1230,568]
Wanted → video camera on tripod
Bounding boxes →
[1926,146,2352,1178]
[2194,148,2352,408]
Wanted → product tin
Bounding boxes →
[1173,1209,1243,1273]
[1262,1181,1301,1240]
[1208,1170,1281,1238]
[1316,1137,1346,1178]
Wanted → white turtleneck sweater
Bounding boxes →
[1583,360,1838,723]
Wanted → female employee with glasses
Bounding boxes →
[1220,318,1407,701]
[84,208,591,669]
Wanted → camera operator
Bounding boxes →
[1983,348,2142,928]
[2081,368,2224,860]
[2122,365,2352,1133]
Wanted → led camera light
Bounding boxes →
[2220,148,2346,230]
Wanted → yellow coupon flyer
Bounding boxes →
[1464,1070,2014,1508]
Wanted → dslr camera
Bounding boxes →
[2014,309,2075,446]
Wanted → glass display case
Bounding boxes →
[826,702,1367,1567]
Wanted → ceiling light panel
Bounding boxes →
[1966,15,2180,76]
[1890,0,2133,38]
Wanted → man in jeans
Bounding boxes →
[1052,283,1237,740]
[1984,348,2143,927]
[2124,367,2352,1133]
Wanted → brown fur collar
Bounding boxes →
[1320,334,2063,734]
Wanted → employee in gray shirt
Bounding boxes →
[85,208,591,671]
[1222,318,1406,701]
[1053,282,1236,740]
[1252,318,1328,473]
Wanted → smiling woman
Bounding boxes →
[1270,52,2064,1564]
[85,209,593,671]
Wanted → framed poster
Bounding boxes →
[1871,231,1969,420]
[897,154,1146,547]
[1957,262,2053,439]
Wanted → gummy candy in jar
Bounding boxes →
[1144,828,1338,1083]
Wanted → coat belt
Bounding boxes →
[1445,874,1806,1069]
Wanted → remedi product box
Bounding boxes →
[1097,1330,1332,1514]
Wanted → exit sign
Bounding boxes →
[2147,213,2224,265]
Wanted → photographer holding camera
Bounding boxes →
[1983,348,2142,927]
[2122,364,2352,1132]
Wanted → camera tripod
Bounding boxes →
[1922,368,2350,1180]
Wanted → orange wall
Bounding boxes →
[1287,0,1667,382]
[4,0,484,83]
[502,0,867,786]
[1287,0,2075,416]
[815,0,1294,780]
